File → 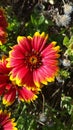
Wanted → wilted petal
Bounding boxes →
[18,87,37,102]
[3,87,16,106]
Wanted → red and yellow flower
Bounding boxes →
[0,110,17,130]
[0,56,11,96]
[0,57,37,106]
[7,32,60,90]
[0,27,8,45]
[0,8,8,45]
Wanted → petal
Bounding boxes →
[9,45,25,59]
[33,70,40,88]
[0,58,10,73]
[0,110,10,123]
[42,58,58,66]
[15,66,29,86]
[33,68,48,87]
[40,65,59,82]
[0,85,5,95]
[9,64,28,83]
[3,87,16,106]
[17,36,32,53]
[0,27,7,44]
[9,65,25,81]
[0,109,17,130]
[7,58,25,67]
[18,87,37,102]
[0,75,9,84]
[32,32,48,52]
[34,64,59,86]
[41,42,60,58]
[16,69,36,89]
[3,119,17,130]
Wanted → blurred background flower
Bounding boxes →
[0,109,17,130]
[0,8,8,45]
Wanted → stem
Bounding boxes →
[62,0,65,4]
[41,92,45,113]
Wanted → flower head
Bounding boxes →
[0,8,8,45]
[0,57,37,106]
[59,14,71,27]
[0,27,8,45]
[0,110,17,130]
[63,4,73,15]
[0,8,8,29]
[55,14,71,27]
[0,56,11,96]
[7,32,60,90]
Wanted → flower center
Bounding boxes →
[29,56,37,64]
[24,50,42,71]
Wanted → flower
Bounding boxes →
[7,32,60,90]
[63,4,73,15]
[0,57,37,106]
[55,14,71,27]
[0,56,11,96]
[0,8,8,45]
[59,14,71,27]
[0,8,8,29]
[0,27,8,45]
[3,86,37,106]
[62,59,71,67]
[0,109,17,130]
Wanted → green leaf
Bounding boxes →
[31,14,37,25]
[37,15,45,25]
[69,36,73,44]
[31,14,45,26]
[63,36,69,47]
[0,45,7,52]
